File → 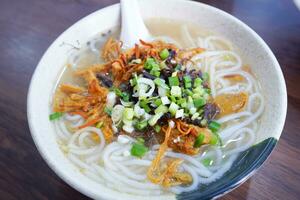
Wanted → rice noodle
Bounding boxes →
[181,25,197,47]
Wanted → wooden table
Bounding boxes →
[1,0,299,199]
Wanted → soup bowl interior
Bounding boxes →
[27,0,287,199]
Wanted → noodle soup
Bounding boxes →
[50,19,264,196]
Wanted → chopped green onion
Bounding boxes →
[193,86,204,95]
[121,92,130,102]
[123,108,134,120]
[160,49,169,60]
[185,89,193,96]
[183,75,192,88]
[191,112,200,120]
[202,158,213,167]
[192,93,201,100]
[130,73,138,86]
[144,58,158,70]
[160,61,167,69]
[175,64,181,71]
[181,101,187,108]
[161,96,170,105]
[201,119,207,126]
[169,102,179,116]
[96,121,104,128]
[189,107,197,115]
[113,88,122,96]
[154,78,170,89]
[202,72,209,82]
[49,112,63,121]
[171,86,182,97]
[175,109,184,118]
[135,120,148,131]
[148,113,163,126]
[208,121,221,133]
[177,98,186,105]
[193,98,206,108]
[155,105,168,114]
[214,132,223,146]
[113,88,130,101]
[194,133,205,147]
[154,124,161,133]
[130,142,148,157]
[154,98,162,107]
[168,76,179,86]
[194,78,203,88]
[198,109,204,115]
[187,96,193,103]
[169,95,176,103]
[137,137,145,143]
[150,69,160,77]
[210,134,218,145]
[104,107,112,116]
[139,100,151,113]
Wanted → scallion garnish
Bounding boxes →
[154,124,161,133]
[139,100,151,113]
[194,78,202,88]
[135,120,148,131]
[155,105,168,114]
[49,112,63,121]
[202,158,213,167]
[154,78,170,89]
[170,86,182,97]
[176,98,186,105]
[210,134,218,145]
[194,133,205,147]
[208,121,221,133]
[154,98,162,107]
[113,87,123,96]
[137,137,145,143]
[193,98,206,108]
[130,73,138,86]
[144,58,160,71]
[123,108,134,120]
[175,64,181,71]
[168,76,179,87]
[104,107,112,116]
[121,92,130,102]
[159,49,169,60]
[183,75,192,88]
[169,102,179,116]
[150,69,160,77]
[169,95,176,103]
[185,89,193,96]
[130,142,148,157]
[148,113,163,126]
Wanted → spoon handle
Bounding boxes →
[120,0,151,48]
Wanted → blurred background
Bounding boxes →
[0,0,299,200]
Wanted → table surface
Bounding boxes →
[1,0,300,199]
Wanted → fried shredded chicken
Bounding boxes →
[147,124,193,187]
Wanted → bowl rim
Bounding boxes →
[27,0,287,199]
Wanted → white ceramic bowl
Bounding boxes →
[27,0,287,199]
